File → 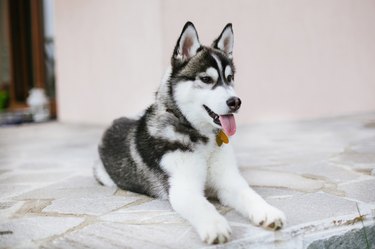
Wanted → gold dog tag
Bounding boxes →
[216,130,229,147]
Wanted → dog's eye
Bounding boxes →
[227,75,233,83]
[200,76,213,84]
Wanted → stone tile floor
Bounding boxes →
[1,113,375,248]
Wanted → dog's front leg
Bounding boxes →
[208,145,286,230]
[161,151,231,244]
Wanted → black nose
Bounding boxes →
[226,97,241,112]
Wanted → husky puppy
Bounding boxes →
[95,22,286,244]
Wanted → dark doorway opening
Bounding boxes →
[0,0,56,123]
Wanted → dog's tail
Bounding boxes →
[93,159,116,187]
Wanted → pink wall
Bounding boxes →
[55,0,375,125]
[55,0,163,124]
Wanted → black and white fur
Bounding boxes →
[95,22,286,244]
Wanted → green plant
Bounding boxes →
[0,89,9,111]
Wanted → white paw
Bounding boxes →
[196,214,232,244]
[248,202,286,230]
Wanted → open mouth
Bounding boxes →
[203,105,237,136]
[203,105,221,126]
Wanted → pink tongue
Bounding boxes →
[219,115,237,136]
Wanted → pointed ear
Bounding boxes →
[173,22,201,61]
[212,23,234,57]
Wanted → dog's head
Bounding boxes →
[169,22,241,136]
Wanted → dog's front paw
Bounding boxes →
[196,214,232,244]
[248,202,286,231]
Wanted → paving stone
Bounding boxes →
[267,192,365,226]
[234,123,347,167]
[0,161,19,171]
[218,225,279,248]
[0,216,83,248]
[0,169,9,175]
[0,172,73,184]
[241,169,324,192]
[17,161,66,170]
[0,201,24,219]
[338,179,375,203]
[224,209,251,225]
[0,201,17,210]
[125,199,173,211]
[265,162,363,183]
[350,137,375,154]
[253,187,304,199]
[99,199,185,224]
[14,176,116,200]
[43,196,139,216]
[100,210,186,224]
[330,137,375,172]
[0,184,35,199]
[331,150,375,171]
[45,222,200,249]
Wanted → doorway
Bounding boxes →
[0,0,56,123]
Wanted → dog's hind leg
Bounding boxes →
[93,159,116,187]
